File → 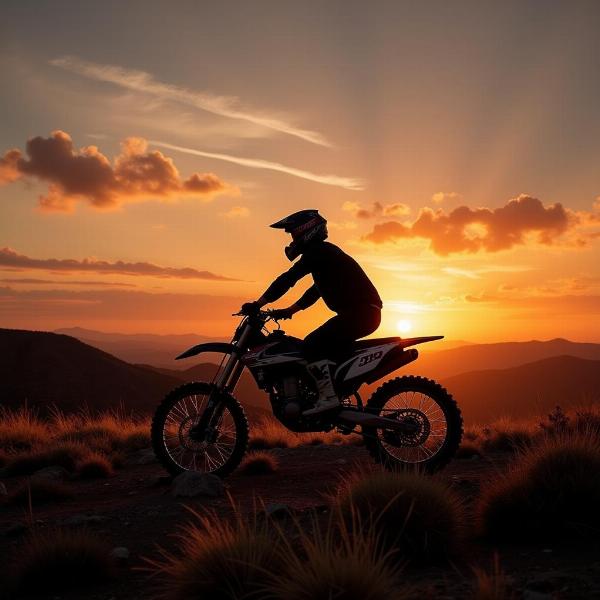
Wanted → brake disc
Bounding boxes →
[382,408,431,447]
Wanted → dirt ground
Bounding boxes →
[2,445,599,599]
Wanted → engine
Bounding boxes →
[270,374,318,430]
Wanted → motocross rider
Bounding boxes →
[241,209,382,415]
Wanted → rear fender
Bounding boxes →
[175,342,238,360]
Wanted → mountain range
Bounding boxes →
[3,328,600,424]
[0,329,268,419]
[54,327,219,369]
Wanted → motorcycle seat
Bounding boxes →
[351,336,401,351]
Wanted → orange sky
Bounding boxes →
[1,2,600,342]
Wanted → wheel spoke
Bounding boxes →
[374,387,450,465]
[160,391,240,474]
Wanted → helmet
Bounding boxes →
[270,209,328,261]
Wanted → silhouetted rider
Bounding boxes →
[241,209,382,415]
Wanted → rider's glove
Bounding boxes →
[240,301,260,315]
[269,308,294,320]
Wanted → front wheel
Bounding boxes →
[151,381,249,477]
[363,376,463,473]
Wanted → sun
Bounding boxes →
[396,319,412,334]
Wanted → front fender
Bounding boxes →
[175,342,238,360]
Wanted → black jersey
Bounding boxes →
[262,241,382,314]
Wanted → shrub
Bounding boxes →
[76,452,115,479]
[481,418,536,453]
[3,441,89,476]
[471,554,514,600]
[238,451,279,475]
[8,529,114,596]
[477,432,600,540]
[6,479,73,506]
[539,405,570,434]
[145,508,284,600]
[249,418,293,449]
[0,406,50,452]
[335,470,464,563]
[266,515,408,600]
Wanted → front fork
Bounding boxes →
[189,329,249,442]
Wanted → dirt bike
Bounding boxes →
[151,306,463,477]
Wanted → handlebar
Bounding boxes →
[232,308,280,319]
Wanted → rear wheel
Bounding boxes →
[151,382,249,477]
[363,376,462,473]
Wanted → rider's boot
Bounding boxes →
[303,359,340,415]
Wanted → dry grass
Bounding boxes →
[479,418,537,453]
[5,479,74,506]
[0,406,150,477]
[266,514,409,600]
[145,507,284,600]
[0,405,51,452]
[76,452,115,479]
[8,528,115,596]
[3,441,90,476]
[238,451,279,475]
[249,417,351,450]
[334,470,464,563]
[477,431,600,540]
[471,554,515,600]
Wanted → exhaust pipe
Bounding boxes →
[337,410,406,431]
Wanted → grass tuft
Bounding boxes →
[0,406,50,452]
[76,452,115,479]
[477,431,600,540]
[266,513,409,600]
[471,554,515,600]
[335,470,464,563]
[3,441,89,476]
[145,508,284,600]
[238,451,279,475]
[8,529,114,596]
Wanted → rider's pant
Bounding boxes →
[302,305,381,362]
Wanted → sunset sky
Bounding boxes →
[1,1,600,342]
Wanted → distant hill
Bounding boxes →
[139,363,271,413]
[55,327,220,369]
[0,329,268,420]
[404,338,600,380]
[440,355,600,423]
[0,329,181,414]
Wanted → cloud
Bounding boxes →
[432,192,461,204]
[0,286,246,332]
[1,278,136,287]
[0,131,236,211]
[342,201,410,218]
[50,56,330,147]
[220,205,250,218]
[151,140,364,191]
[0,247,239,281]
[363,194,578,255]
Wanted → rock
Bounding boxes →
[31,465,69,481]
[124,448,157,466]
[110,546,130,566]
[171,472,225,498]
[0,482,7,496]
